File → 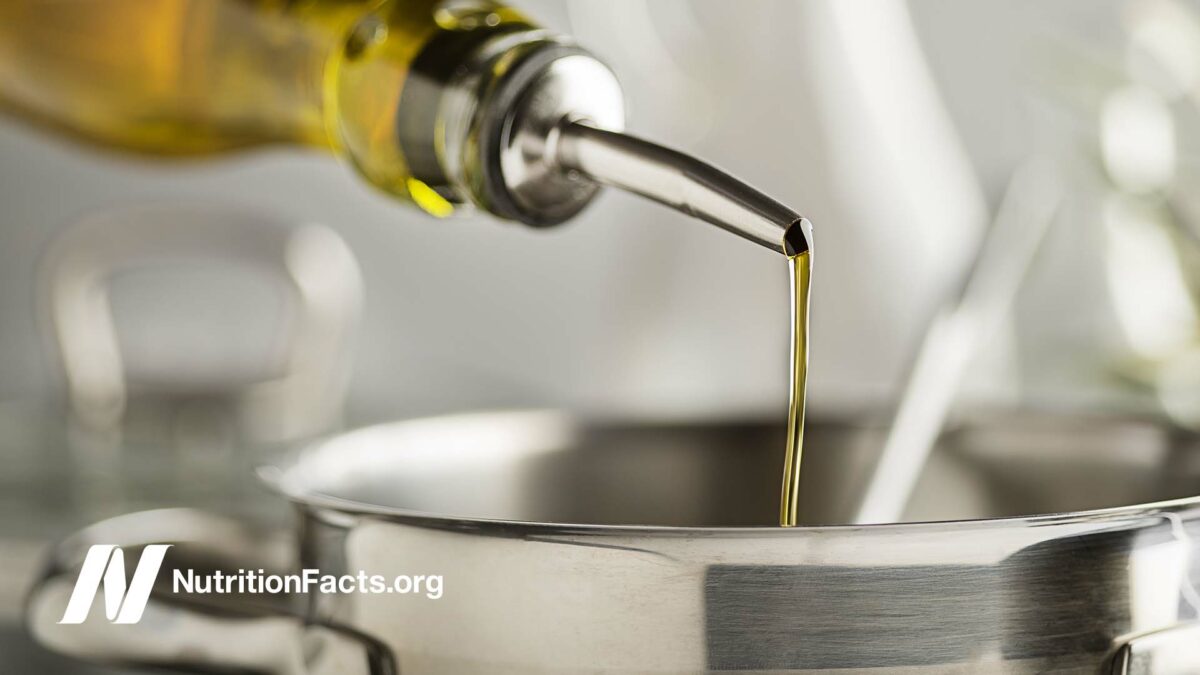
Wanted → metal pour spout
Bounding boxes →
[457,39,809,252]
[553,122,811,256]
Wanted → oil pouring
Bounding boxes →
[0,0,815,526]
[781,222,813,527]
[521,124,817,527]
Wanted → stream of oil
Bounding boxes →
[779,225,812,527]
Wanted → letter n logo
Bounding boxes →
[58,545,172,625]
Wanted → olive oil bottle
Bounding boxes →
[0,0,535,217]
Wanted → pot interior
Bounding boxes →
[275,410,1200,527]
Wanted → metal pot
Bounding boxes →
[24,410,1200,673]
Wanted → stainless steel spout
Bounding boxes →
[456,39,810,253]
[554,122,811,255]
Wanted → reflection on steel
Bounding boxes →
[26,411,1200,673]
[1111,621,1200,675]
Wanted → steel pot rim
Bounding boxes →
[257,408,1200,537]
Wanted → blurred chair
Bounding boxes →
[41,203,362,514]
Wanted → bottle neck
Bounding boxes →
[358,17,625,223]
[324,1,542,216]
[437,34,627,225]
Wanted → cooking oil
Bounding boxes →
[780,223,812,527]
[0,0,531,216]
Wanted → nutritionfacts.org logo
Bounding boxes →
[59,544,444,625]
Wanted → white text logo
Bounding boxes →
[59,545,171,625]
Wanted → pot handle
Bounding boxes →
[1111,622,1200,674]
[24,508,396,675]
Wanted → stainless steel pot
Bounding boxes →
[24,411,1200,673]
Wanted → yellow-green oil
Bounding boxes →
[780,249,811,527]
